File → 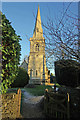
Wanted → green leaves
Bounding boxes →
[11,67,29,88]
[3,56,7,60]
[1,13,22,93]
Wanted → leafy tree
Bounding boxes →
[11,67,29,88]
[0,13,21,93]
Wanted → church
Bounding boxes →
[28,5,50,85]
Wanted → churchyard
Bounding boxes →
[1,2,80,120]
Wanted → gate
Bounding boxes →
[44,90,70,119]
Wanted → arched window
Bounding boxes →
[35,44,39,51]
[30,69,33,78]
[36,70,37,76]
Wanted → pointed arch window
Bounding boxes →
[35,44,39,51]
[36,70,38,76]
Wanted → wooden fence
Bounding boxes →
[44,89,70,119]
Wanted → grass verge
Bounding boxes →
[24,85,53,96]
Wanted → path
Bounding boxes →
[21,89,46,118]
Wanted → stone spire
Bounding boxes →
[33,5,43,38]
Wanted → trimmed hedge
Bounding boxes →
[11,67,29,88]
[54,59,80,87]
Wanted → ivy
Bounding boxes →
[0,13,21,94]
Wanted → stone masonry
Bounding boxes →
[28,5,50,85]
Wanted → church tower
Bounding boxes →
[28,5,50,84]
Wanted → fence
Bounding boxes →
[0,88,21,119]
[44,89,70,119]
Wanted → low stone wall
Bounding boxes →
[0,88,21,119]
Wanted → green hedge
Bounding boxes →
[11,67,29,88]
[54,59,80,87]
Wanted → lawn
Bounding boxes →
[24,85,53,96]
[6,84,59,96]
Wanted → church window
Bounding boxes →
[36,70,37,76]
[30,69,33,78]
[35,44,39,51]
[36,55,38,57]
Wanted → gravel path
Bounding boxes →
[21,89,46,118]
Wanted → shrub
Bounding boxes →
[11,67,29,88]
[54,59,80,87]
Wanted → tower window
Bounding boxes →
[36,70,37,76]
[35,44,39,51]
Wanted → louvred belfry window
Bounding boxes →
[35,44,39,51]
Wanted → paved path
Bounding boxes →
[21,89,46,118]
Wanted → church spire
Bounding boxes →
[33,5,43,38]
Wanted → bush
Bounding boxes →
[11,67,29,88]
[54,59,80,87]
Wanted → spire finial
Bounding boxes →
[38,4,40,12]
[38,4,39,9]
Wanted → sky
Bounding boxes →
[2,1,78,74]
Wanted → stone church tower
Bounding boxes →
[28,5,50,84]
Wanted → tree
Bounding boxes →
[42,2,80,69]
[0,13,21,93]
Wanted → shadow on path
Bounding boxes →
[21,89,46,118]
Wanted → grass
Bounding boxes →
[24,85,53,96]
[6,83,60,96]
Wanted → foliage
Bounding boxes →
[24,85,52,96]
[11,67,29,88]
[0,13,21,93]
[55,59,80,87]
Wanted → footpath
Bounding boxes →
[21,90,46,118]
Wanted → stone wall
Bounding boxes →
[0,88,21,119]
